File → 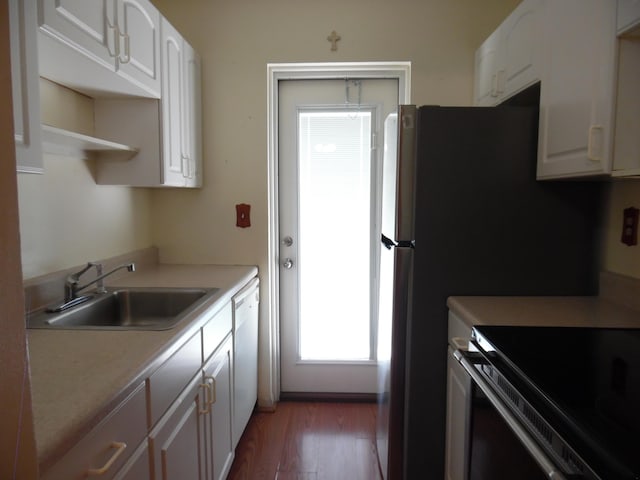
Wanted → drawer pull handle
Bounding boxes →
[86,441,127,476]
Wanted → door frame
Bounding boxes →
[266,62,411,402]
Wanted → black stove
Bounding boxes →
[471,326,640,480]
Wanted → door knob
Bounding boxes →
[282,236,293,247]
[283,258,293,269]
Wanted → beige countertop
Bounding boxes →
[447,295,640,329]
[27,263,258,471]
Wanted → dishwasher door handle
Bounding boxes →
[454,350,567,480]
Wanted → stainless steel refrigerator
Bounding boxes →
[376,98,603,479]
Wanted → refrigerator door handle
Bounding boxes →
[381,234,396,250]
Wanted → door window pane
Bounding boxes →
[298,110,372,361]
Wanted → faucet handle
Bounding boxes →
[67,262,94,283]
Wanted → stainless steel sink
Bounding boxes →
[27,287,219,330]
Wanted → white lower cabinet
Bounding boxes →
[41,290,253,480]
[203,337,235,480]
[445,313,472,480]
[148,372,208,480]
[113,440,152,480]
[445,347,472,480]
[41,383,148,480]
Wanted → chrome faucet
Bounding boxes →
[65,262,136,302]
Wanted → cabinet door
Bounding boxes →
[38,0,118,69]
[445,347,471,480]
[183,41,203,188]
[537,0,616,179]
[203,338,234,480]
[474,28,502,106]
[149,373,207,480]
[160,17,187,186]
[501,0,542,99]
[618,0,640,34]
[113,440,151,480]
[115,0,161,97]
[10,0,43,173]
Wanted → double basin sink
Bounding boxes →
[27,287,219,330]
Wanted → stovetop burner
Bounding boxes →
[472,326,640,480]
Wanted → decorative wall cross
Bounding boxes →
[327,30,341,51]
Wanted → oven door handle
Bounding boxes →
[454,350,568,480]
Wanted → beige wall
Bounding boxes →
[149,0,520,268]
[602,181,640,278]
[18,80,153,279]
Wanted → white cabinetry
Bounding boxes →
[474,28,502,106]
[445,312,472,480]
[536,0,616,179]
[613,2,640,177]
[160,17,202,187]
[9,0,43,173]
[618,0,640,34]
[38,0,161,98]
[203,337,235,480]
[41,383,148,480]
[94,18,202,187]
[148,372,208,480]
[473,0,542,106]
[445,347,471,480]
[232,278,259,448]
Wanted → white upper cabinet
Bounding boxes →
[38,0,160,98]
[612,2,640,177]
[536,0,616,179]
[473,0,542,106]
[617,0,640,34]
[159,17,202,187]
[94,19,202,187]
[114,0,161,96]
[474,28,502,106]
[160,18,187,186]
[183,42,203,188]
[10,0,43,173]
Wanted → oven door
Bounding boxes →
[454,349,577,480]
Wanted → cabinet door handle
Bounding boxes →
[199,382,212,414]
[496,69,505,94]
[86,441,127,476]
[587,125,604,162]
[491,73,498,97]
[118,29,131,64]
[106,19,118,58]
[205,375,216,405]
[181,155,191,179]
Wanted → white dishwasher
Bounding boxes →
[232,277,259,447]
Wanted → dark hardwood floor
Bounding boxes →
[227,401,382,480]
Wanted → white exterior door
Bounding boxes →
[278,78,398,393]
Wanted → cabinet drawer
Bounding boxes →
[202,302,232,362]
[42,382,147,480]
[147,331,202,427]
